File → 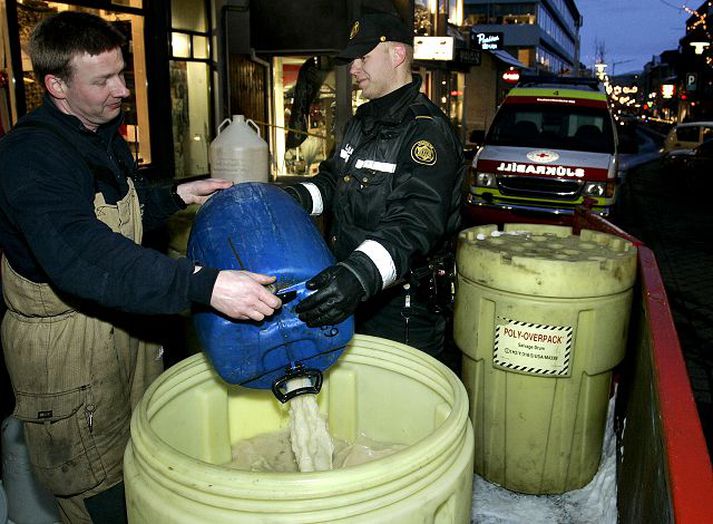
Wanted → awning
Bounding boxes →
[489,49,526,69]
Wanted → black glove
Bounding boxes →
[282,184,313,212]
[295,264,366,327]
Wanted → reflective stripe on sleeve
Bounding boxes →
[356,240,397,289]
[300,182,324,215]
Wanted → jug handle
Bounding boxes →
[216,118,232,135]
[246,118,261,137]
[271,364,323,403]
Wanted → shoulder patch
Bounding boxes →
[410,140,437,166]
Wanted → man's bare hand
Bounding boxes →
[177,178,233,206]
[210,271,281,321]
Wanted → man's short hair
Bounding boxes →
[29,11,126,84]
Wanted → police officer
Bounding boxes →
[287,12,465,361]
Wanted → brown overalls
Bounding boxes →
[1,179,163,523]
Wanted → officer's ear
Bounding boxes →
[390,43,407,68]
[45,74,67,99]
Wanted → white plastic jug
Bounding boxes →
[209,115,269,183]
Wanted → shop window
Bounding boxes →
[493,3,536,24]
[171,32,210,61]
[12,1,151,164]
[449,72,465,139]
[502,13,535,24]
[111,0,142,7]
[170,0,211,179]
[192,36,209,60]
[272,56,337,179]
[415,0,463,35]
[518,48,533,67]
[463,13,488,26]
[171,0,206,32]
[171,32,191,59]
[448,0,462,26]
[414,1,434,35]
[170,60,210,178]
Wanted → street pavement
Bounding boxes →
[613,158,713,456]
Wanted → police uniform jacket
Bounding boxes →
[295,76,464,295]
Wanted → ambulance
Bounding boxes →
[464,76,618,225]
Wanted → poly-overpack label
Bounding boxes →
[493,318,573,376]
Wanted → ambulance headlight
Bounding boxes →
[583,182,606,197]
[476,172,497,187]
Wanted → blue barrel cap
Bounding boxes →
[187,182,353,393]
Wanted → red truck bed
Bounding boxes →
[574,211,713,522]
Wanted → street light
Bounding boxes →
[690,41,710,55]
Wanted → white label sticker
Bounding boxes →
[493,319,573,376]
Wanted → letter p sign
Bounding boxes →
[686,73,698,92]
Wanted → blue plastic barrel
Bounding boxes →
[187,183,353,395]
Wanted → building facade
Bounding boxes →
[677,0,712,121]
[635,0,712,125]
[1,0,468,182]
[463,0,581,75]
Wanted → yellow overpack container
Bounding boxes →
[124,335,474,523]
[454,224,637,494]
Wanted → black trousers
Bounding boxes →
[355,285,458,371]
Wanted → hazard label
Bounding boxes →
[493,319,573,376]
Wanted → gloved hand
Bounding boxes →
[295,263,366,327]
[282,184,312,212]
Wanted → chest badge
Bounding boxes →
[411,140,437,166]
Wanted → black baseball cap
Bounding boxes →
[335,13,413,64]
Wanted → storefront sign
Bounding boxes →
[414,36,455,61]
[471,31,503,51]
[457,48,482,66]
[502,68,520,84]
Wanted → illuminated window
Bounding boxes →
[171,32,191,59]
[170,0,212,179]
[14,1,151,165]
[271,56,336,178]
[112,0,142,7]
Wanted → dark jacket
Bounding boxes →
[307,76,464,291]
[0,96,216,314]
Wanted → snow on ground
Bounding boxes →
[471,394,617,524]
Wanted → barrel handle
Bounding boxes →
[216,118,232,135]
[246,118,261,137]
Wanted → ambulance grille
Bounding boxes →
[497,175,583,201]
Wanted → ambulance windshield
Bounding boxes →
[486,104,615,154]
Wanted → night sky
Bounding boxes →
[577,0,694,73]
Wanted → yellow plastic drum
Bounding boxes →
[124,335,474,523]
[454,224,637,494]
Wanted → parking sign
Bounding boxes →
[686,73,698,92]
